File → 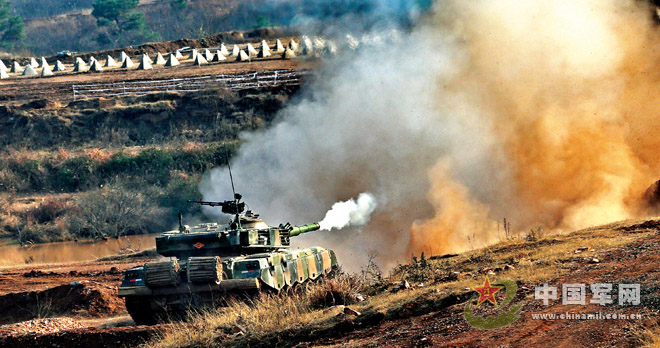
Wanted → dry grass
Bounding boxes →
[182,142,203,152]
[636,321,660,348]
[147,275,362,348]
[84,148,114,163]
[147,278,469,348]
[398,219,654,285]
[0,140,232,165]
[56,148,73,161]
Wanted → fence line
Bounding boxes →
[72,69,308,100]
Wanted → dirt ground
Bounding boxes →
[0,259,148,295]
[0,253,161,348]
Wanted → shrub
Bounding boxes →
[173,142,234,172]
[27,199,68,224]
[306,273,363,309]
[7,159,44,191]
[71,178,161,238]
[17,218,71,244]
[527,226,545,241]
[391,252,435,283]
[134,148,174,173]
[99,152,138,176]
[158,176,202,215]
[53,156,95,191]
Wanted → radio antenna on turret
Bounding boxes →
[227,156,236,198]
[226,148,242,229]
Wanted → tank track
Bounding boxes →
[125,270,334,325]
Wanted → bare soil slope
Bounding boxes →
[0,253,160,348]
[311,223,660,347]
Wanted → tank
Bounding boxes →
[118,193,338,325]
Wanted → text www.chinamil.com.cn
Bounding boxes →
[530,312,642,320]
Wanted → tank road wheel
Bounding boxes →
[125,297,160,325]
[295,280,313,294]
[127,296,189,325]
[164,300,193,322]
[282,285,295,297]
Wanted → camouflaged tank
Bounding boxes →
[118,194,338,325]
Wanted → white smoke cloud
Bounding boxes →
[200,0,659,270]
[199,24,459,269]
[319,193,378,231]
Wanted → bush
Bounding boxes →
[71,178,162,238]
[99,152,137,175]
[53,156,95,191]
[27,199,68,224]
[391,252,434,283]
[173,143,234,172]
[17,217,71,244]
[134,148,174,173]
[306,273,363,310]
[7,159,44,192]
[158,176,202,215]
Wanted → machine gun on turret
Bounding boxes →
[188,193,245,216]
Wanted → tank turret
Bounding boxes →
[154,195,323,259]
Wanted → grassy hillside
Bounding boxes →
[0,85,299,243]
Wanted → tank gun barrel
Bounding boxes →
[289,223,321,237]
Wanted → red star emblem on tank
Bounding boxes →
[193,242,205,249]
[472,275,504,307]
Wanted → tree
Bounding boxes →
[72,178,157,239]
[92,0,142,31]
[170,0,187,10]
[0,0,25,50]
[92,0,154,46]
